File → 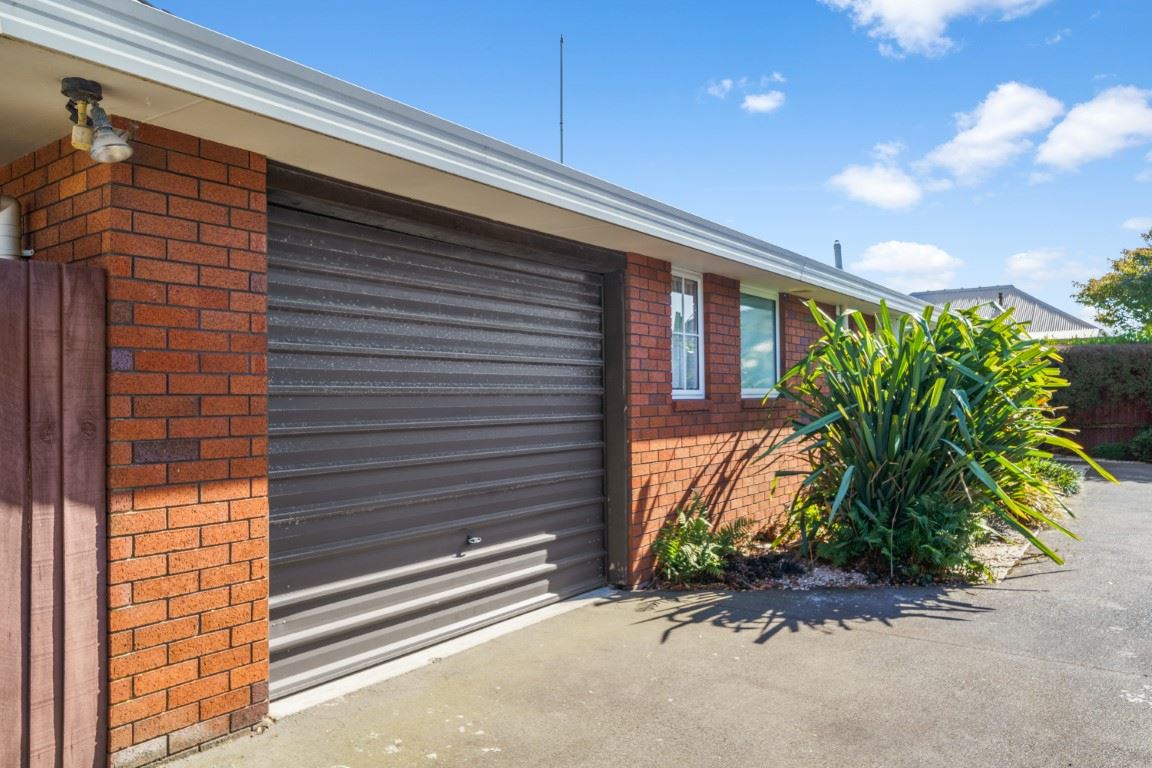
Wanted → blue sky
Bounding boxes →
[160,0,1151,318]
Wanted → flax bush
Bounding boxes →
[762,301,1113,580]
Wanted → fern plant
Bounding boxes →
[653,496,751,584]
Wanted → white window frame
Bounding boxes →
[739,285,781,399]
[670,268,705,400]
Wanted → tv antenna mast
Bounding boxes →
[559,34,565,164]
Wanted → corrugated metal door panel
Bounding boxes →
[268,203,608,698]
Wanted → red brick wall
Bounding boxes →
[0,126,833,756]
[624,253,823,584]
[0,125,269,767]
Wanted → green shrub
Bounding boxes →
[762,301,1114,579]
[1129,428,1152,462]
[1025,458,1083,496]
[1093,442,1131,461]
[653,496,751,584]
[1061,331,1152,345]
[812,494,990,582]
[1052,344,1152,414]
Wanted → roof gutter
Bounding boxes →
[0,0,925,314]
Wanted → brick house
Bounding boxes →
[0,2,923,766]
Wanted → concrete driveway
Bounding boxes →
[175,461,1152,767]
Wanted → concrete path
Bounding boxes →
[175,461,1152,767]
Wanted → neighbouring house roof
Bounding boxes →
[0,0,927,315]
[910,285,1101,339]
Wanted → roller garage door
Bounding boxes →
[266,168,621,697]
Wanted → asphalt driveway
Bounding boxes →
[175,461,1152,767]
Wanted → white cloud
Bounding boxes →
[1124,217,1152,232]
[922,177,955,191]
[921,82,1064,183]
[707,74,787,100]
[831,83,1062,206]
[1044,28,1070,45]
[1037,86,1152,170]
[828,164,923,209]
[821,0,1051,57]
[706,78,734,99]
[1004,248,1092,293]
[741,91,786,114]
[853,241,962,292]
[872,140,905,161]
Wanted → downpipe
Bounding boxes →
[0,195,21,259]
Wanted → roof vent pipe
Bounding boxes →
[0,196,21,259]
[833,240,843,270]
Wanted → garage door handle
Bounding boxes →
[465,535,482,546]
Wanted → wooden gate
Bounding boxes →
[0,260,107,768]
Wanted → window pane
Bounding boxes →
[672,274,703,395]
[685,335,699,391]
[683,278,698,335]
[671,277,684,334]
[740,293,777,391]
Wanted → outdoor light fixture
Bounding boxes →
[61,76,133,163]
[88,105,133,163]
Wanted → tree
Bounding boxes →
[1074,229,1152,337]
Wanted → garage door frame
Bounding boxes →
[267,161,630,611]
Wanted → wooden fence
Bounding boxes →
[1054,343,1152,451]
[0,260,106,768]
[1065,399,1152,450]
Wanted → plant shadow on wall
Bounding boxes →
[633,427,800,569]
[675,431,773,518]
[757,301,1115,584]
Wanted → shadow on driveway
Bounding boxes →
[605,587,995,645]
[170,454,1151,768]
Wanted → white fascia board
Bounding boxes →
[0,0,926,315]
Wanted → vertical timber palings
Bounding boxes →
[0,260,30,768]
[62,264,107,767]
[28,262,64,767]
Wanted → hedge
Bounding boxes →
[1052,344,1152,414]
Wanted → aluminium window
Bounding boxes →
[671,270,704,398]
[740,287,780,397]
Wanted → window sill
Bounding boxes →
[672,398,711,412]
[741,396,779,410]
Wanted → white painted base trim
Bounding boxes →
[268,587,619,720]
